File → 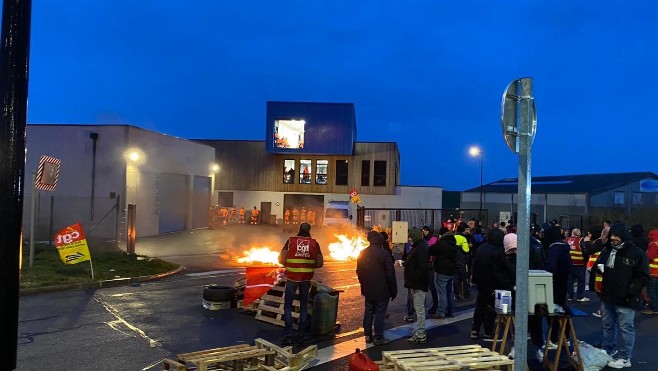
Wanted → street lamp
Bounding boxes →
[469,146,484,223]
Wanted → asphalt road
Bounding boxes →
[17,226,658,370]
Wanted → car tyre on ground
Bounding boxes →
[203,285,236,302]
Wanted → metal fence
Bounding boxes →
[356,207,488,232]
[30,194,122,244]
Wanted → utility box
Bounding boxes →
[528,270,555,314]
[392,221,409,244]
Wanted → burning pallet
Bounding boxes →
[161,338,316,371]
[380,345,514,371]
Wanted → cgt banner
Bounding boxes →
[54,223,92,265]
[244,266,286,306]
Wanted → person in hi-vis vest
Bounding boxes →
[278,223,323,346]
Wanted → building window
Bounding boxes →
[614,191,625,205]
[300,160,312,184]
[361,160,370,186]
[335,160,348,185]
[283,159,295,184]
[632,192,643,206]
[316,160,328,185]
[374,160,387,186]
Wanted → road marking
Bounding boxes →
[95,297,161,348]
[305,309,475,368]
[186,269,245,277]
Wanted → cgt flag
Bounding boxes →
[54,223,92,265]
[349,188,361,204]
[243,266,286,306]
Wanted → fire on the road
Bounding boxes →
[328,234,369,260]
[236,246,282,265]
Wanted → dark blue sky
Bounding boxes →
[26,1,658,190]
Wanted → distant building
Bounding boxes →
[461,172,658,229]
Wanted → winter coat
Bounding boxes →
[471,228,505,293]
[403,240,430,291]
[595,242,650,307]
[357,245,397,301]
[429,234,458,275]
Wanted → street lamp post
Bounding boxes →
[469,147,484,223]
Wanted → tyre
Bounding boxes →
[203,285,236,301]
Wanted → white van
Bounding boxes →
[323,200,352,226]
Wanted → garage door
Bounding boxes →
[159,173,189,233]
[192,176,211,229]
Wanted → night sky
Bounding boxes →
[25,1,658,190]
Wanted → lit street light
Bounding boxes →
[469,146,484,223]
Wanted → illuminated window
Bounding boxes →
[274,119,305,149]
[335,160,348,186]
[361,160,370,186]
[283,159,295,184]
[316,160,328,185]
[300,160,312,184]
[374,160,387,186]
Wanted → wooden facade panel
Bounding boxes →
[195,140,399,195]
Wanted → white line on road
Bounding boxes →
[185,269,245,277]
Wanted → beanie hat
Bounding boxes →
[608,223,629,241]
[503,233,517,254]
[299,223,311,233]
[408,229,423,244]
[367,230,383,244]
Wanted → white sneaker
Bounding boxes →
[536,349,544,362]
[508,347,515,359]
[607,358,631,368]
[577,297,590,302]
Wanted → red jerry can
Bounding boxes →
[348,348,379,371]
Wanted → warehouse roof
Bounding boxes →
[464,172,658,194]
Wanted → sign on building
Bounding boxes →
[35,155,61,191]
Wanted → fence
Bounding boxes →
[30,194,122,245]
[356,207,488,232]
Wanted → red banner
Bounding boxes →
[244,266,286,306]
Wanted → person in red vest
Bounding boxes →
[643,229,658,315]
[278,223,323,346]
[566,228,588,302]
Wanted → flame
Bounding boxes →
[328,233,369,260]
[236,246,282,265]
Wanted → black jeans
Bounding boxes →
[363,298,389,338]
[472,289,495,335]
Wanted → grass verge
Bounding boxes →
[20,240,179,289]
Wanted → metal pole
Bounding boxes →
[514,78,534,371]
[29,171,36,267]
[479,152,483,223]
[115,194,121,249]
[0,0,32,368]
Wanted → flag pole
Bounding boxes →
[89,259,95,280]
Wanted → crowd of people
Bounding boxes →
[276,217,656,369]
[208,205,260,227]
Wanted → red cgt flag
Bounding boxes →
[243,266,286,306]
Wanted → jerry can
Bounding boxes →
[348,348,379,371]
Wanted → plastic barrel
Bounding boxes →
[311,292,338,336]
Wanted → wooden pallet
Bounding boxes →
[255,282,313,327]
[382,345,514,371]
[162,339,316,371]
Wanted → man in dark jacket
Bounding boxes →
[357,231,397,346]
[594,224,650,368]
[470,228,505,339]
[429,229,458,319]
[404,228,429,343]
[542,226,572,347]
[422,225,439,317]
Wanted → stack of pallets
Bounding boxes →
[254,281,313,327]
[378,345,514,371]
[162,338,317,371]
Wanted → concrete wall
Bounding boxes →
[24,125,216,239]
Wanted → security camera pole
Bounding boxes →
[501,77,537,370]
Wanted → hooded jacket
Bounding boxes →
[429,234,458,275]
[471,228,505,293]
[357,232,397,300]
[404,230,430,291]
[594,225,650,307]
